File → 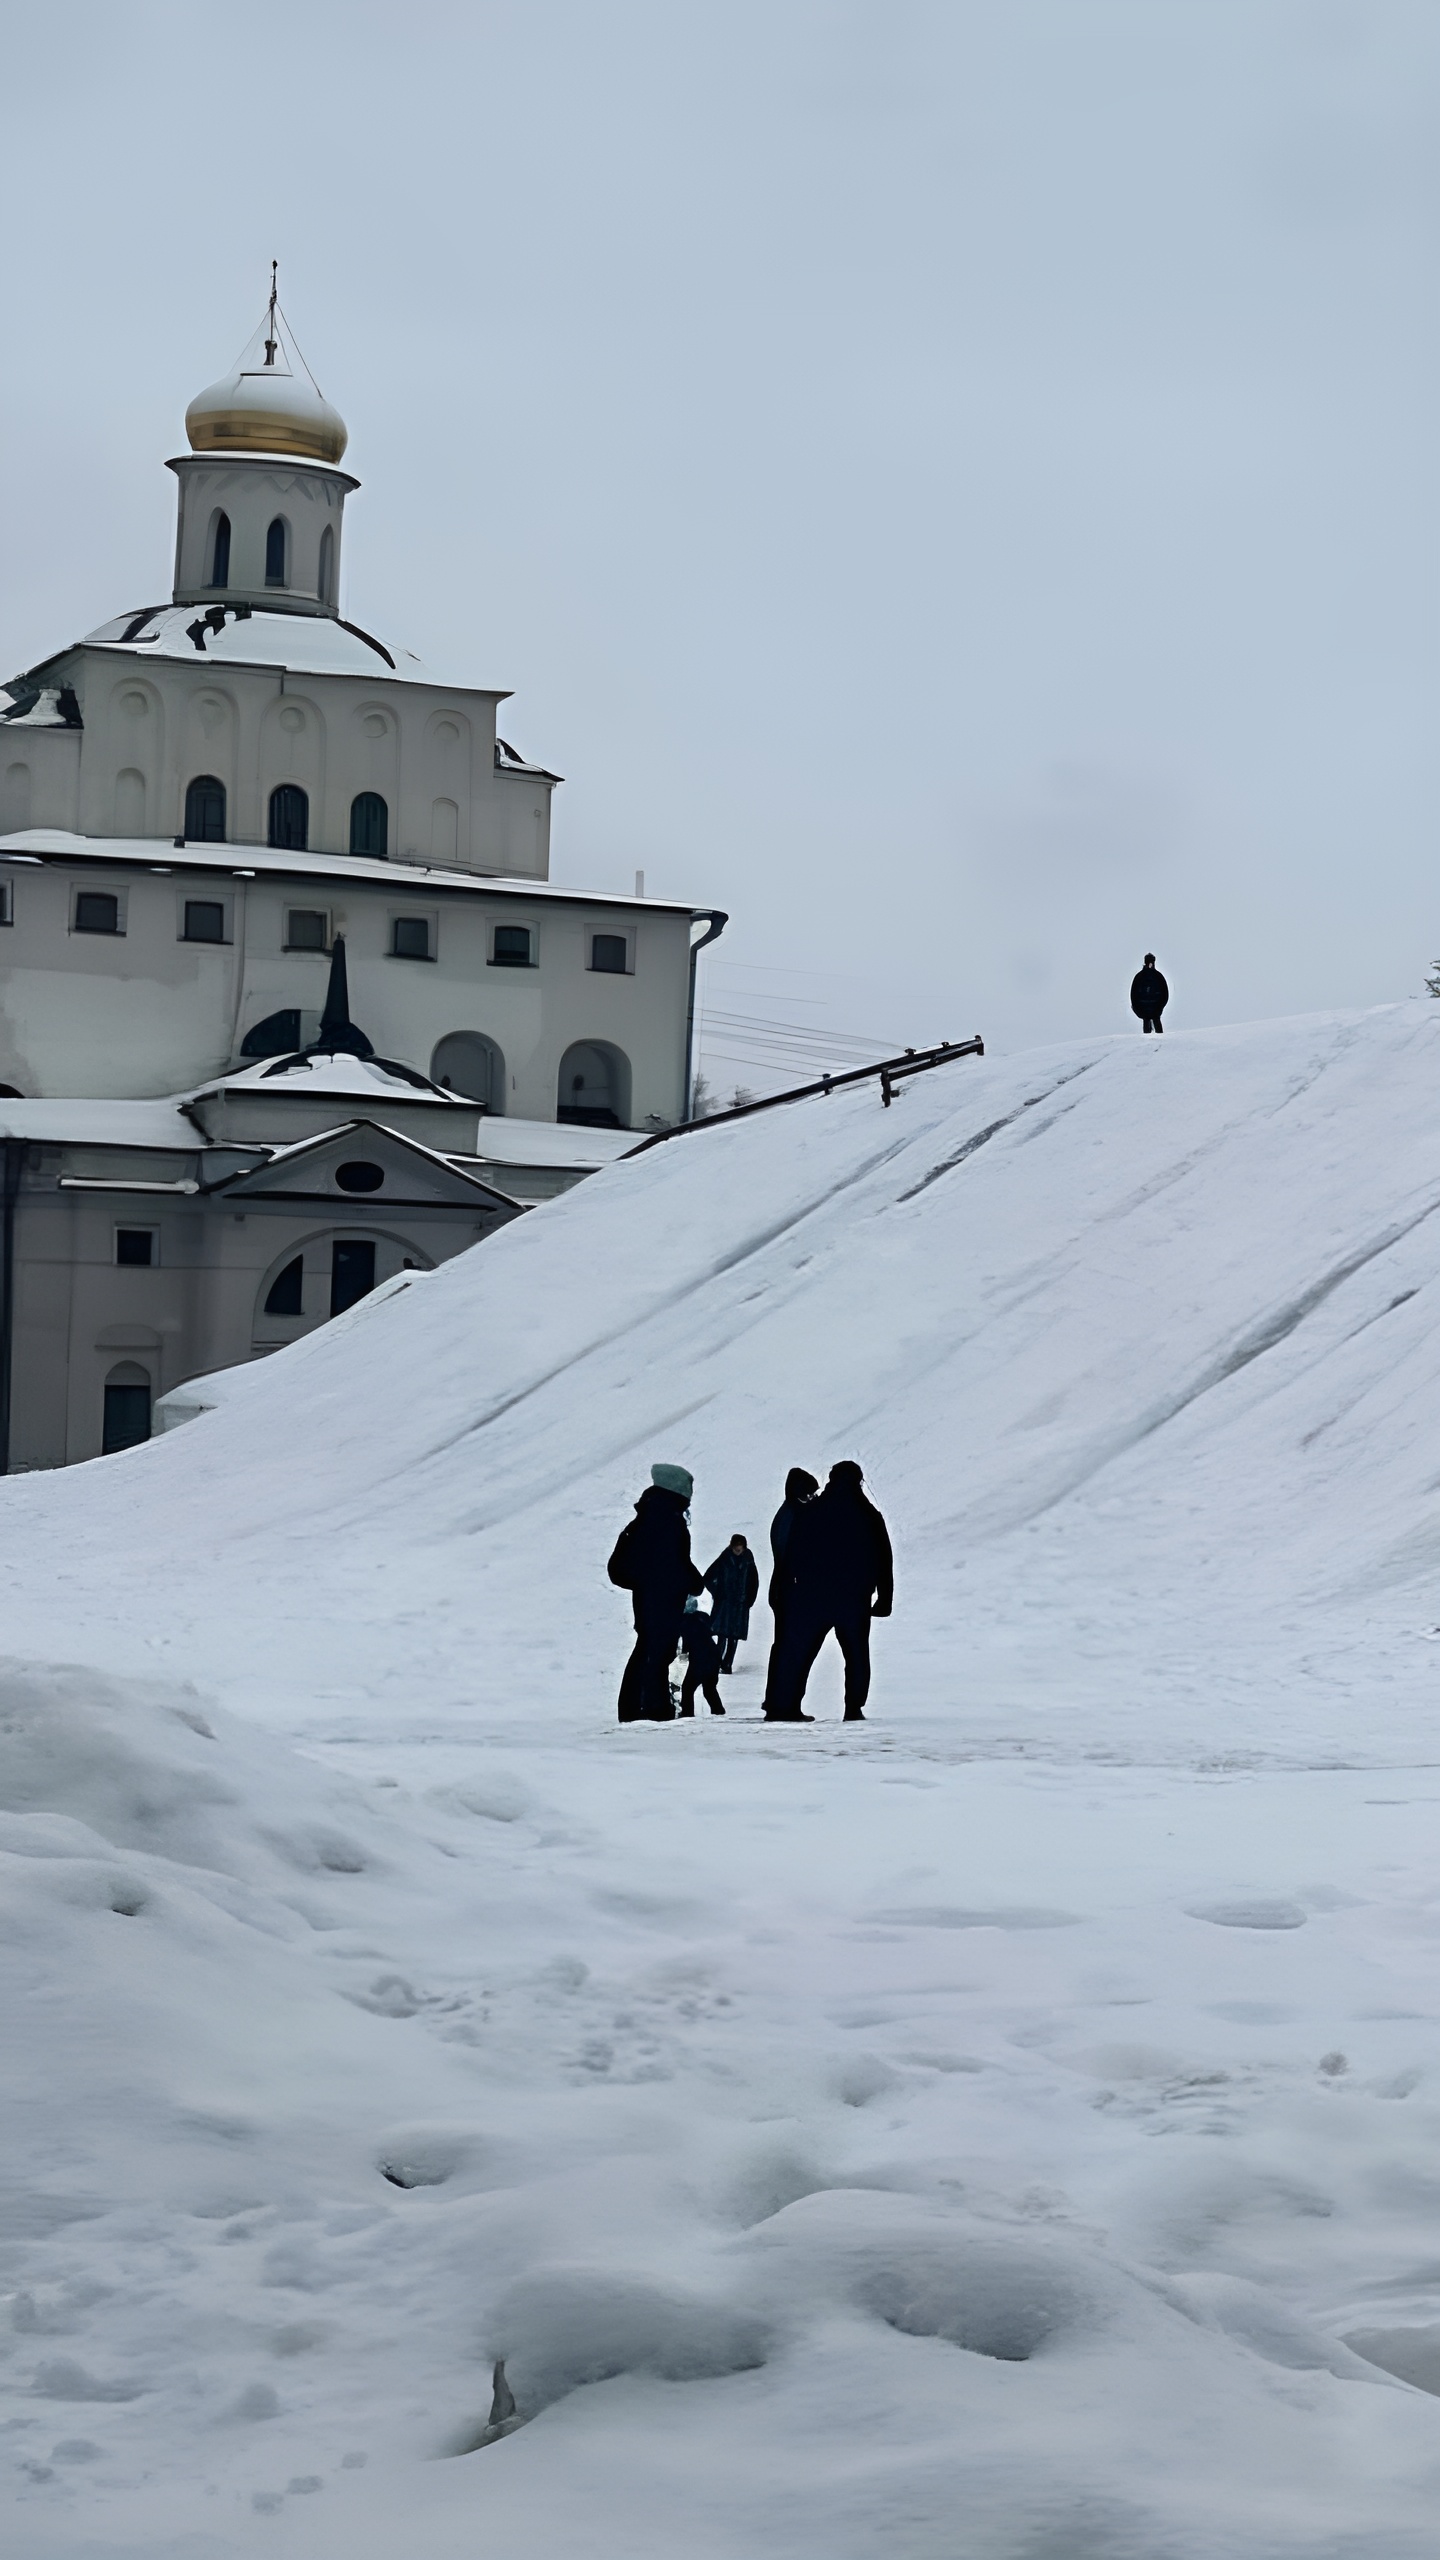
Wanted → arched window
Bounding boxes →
[209,512,231,588]
[264,1255,304,1317]
[241,1007,303,1059]
[268,784,308,851]
[557,1040,630,1129]
[184,774,226,843]
[265,518,288,587]
[350,792,388,858]
[102,1362,151,1454]
[318,524,334,606]
[431,1032,505,1114]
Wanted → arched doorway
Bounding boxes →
[557,1041,630,1129]
[431,1032,505,1113]
[102,1361,152,1454]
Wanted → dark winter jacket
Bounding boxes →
[704,1545,760,1640]
[677,1606,722,1679]
[608,1486,704,1624]
[768,1470,819,1613]
[781,1479,894,1619]
[1130,966,1169,1021]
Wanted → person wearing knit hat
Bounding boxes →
[607,1465,704,1721]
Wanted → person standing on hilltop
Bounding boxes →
[608,1463,704,1722]
[1130,953,1169,1035]
[704,1533,760,1673]
[766,1461,893,1725]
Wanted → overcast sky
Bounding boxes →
[2,1,1436,1080]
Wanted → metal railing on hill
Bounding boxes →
[626,1035,985,1155]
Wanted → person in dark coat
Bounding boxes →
[766,1460,893,1724]
[607,1462,704,1722]
[1130,953,1169,1035]
[676,1600,726,1716]
[704,1534,760,1672]
[761,1467,819,1714]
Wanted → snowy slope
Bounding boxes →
[7,1005,1440,2556]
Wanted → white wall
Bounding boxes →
[51,644,553,878]
[169,454,357,612]
[0,857,694,1124]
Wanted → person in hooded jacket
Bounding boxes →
[766,1460,893,1723]
[761,1466,819,1714]
[676,1599,726,1716]
[607,1462,704,1722]
[1130,953,1169,1035]
[704,1534,760,1671]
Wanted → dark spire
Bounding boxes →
[308,935,374,1060]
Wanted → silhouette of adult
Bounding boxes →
[761,1467,818,1714]
[608,1462,704,1722]
[704,1534,760,1671]
[766,1460,893,1724]
[1130,953,1169,1035]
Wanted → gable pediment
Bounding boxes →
[207,1118,521,1215]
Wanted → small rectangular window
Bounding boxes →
[590,932,629,974]
[285,908,329,952]
[182,899,227,944]
[391,916,432,961]
[74,890,121,935]
[115,1228,155,1267]
[0,880,13,926]
[491,923,533,968]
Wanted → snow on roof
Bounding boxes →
[0,1081,635,1173]
[192,1052,469,1106]
[458,1119,638,1170]
[1,684,80,731]
[220,1117,522,1207]
[0,1096,199,1148]
[78,605,445,687]
[0,830,696,911]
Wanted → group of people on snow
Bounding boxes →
[607,1460,893,1726]
[605,952,1167,1729]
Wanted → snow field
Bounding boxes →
[5,1005,1440,2552]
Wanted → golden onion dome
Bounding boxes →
[185,274,348,464]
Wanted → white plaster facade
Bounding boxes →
[0,294,726,1465]
[1,607,557,881]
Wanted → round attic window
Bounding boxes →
[363,713,388,738]
[120,690,149,719]
[279,705,306,734]
[335,1160,384,1194]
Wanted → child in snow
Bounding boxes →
[676,1599,726,1717]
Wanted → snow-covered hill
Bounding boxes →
[7,1006,1440,2556]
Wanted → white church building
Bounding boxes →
[0,285,724,1469]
